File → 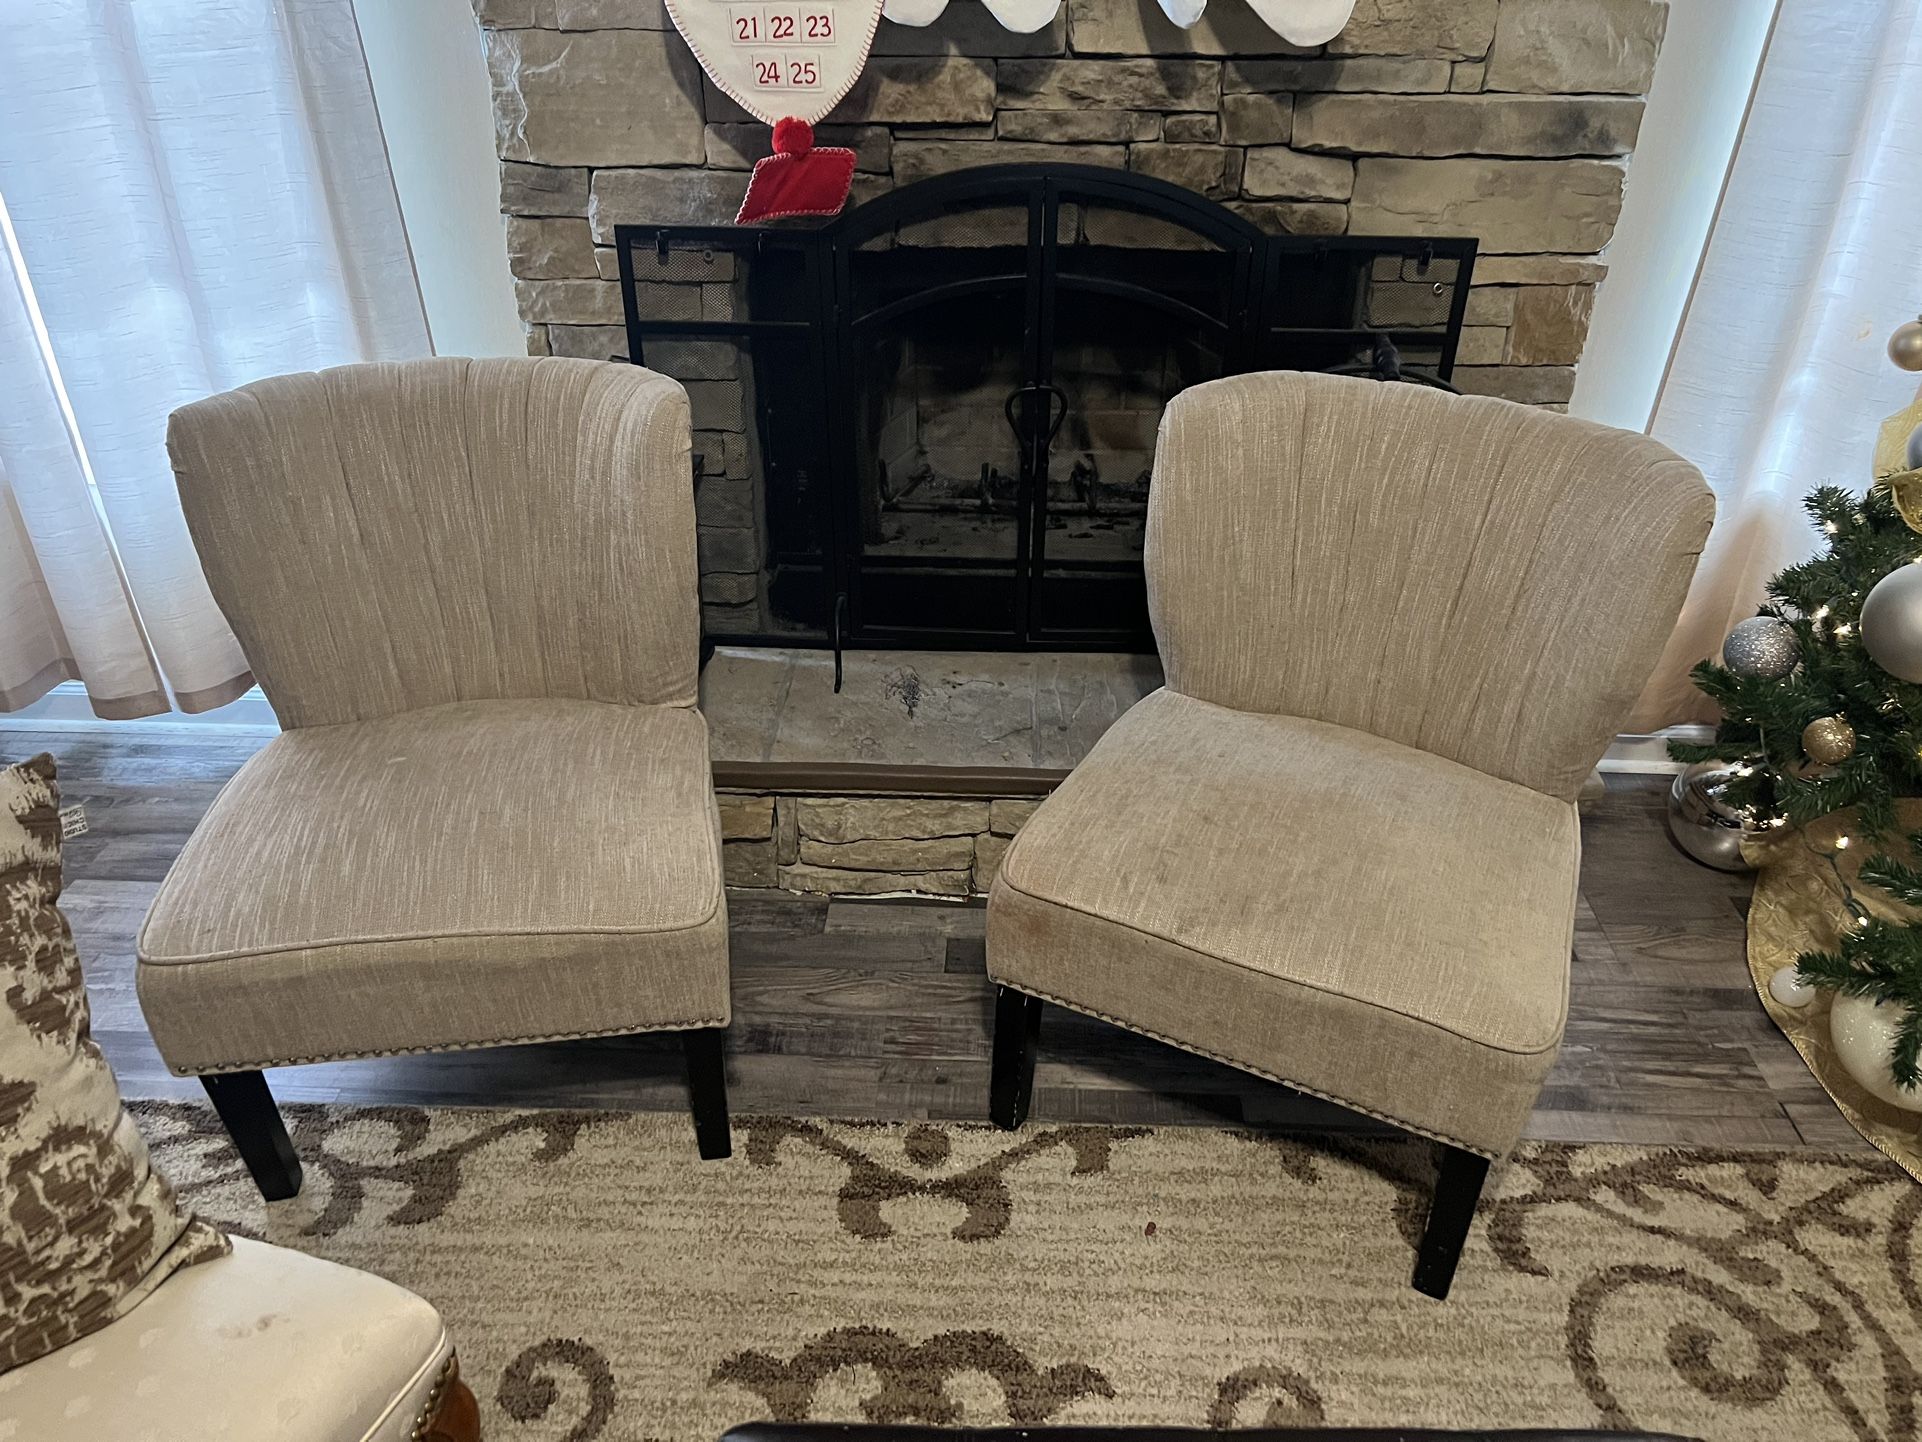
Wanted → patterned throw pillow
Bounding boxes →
[0,753,227,1374]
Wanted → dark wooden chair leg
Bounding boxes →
[988,986,1043,1131]
[682,1028,732,1160]
[199,1070,302,1201]
[1411,1144,1491,1299]
[420,1356,481,1442]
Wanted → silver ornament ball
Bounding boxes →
[1892,318,1922,373]
[1861,564,1922,682]
[1666,761,1766,873]
[1908,421,1922,473]
[1721,615,1800,679]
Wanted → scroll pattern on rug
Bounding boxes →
[135,1106,1922,1442]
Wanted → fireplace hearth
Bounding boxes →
[616,164,1475,659]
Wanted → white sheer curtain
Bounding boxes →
[1632,0,1922,729]
[0,0,430,718]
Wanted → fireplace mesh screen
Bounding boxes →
[614,167,1476,652]
[1365,255,1462,331]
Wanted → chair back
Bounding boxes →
[1146,371,1713,800]
[166,357,700,727]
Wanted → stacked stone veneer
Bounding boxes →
[477,0,1667,415]
[720,793,1038,894]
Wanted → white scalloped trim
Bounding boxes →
[1243,0,1356,45]
[979,0,1061,33]
[882,0,948,24]
[877,0,1352,42]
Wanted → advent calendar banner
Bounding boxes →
[664,0,886,221]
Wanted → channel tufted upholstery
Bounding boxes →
[139,358,728,1084]
[988,372,1712,1161]
[1145,371,1713,804]
[161,356,701,727]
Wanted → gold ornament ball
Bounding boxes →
[1892,318,1922,373]
[1801,715,1857,766]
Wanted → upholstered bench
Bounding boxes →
[1,1237,477,1441]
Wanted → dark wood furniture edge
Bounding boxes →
[712,761,1069,797]
[419,1354,481,1442]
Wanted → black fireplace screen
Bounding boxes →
[615,164,1476,654]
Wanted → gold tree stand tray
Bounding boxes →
[1745,805,1922,1181]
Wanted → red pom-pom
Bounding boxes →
[771,117,813,156]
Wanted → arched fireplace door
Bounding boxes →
[614,164,1477,657]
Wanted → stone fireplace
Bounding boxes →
[473,0,1660,895]
[478,0,1661,402]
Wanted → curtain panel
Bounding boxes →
[0,0,429,718]
[1631,0,1922,730]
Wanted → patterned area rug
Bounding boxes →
[132,1103,1921,1442]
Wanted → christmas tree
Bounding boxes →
[1669,481,1922,842]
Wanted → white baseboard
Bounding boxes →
[1599,726,1713,774]
[2,681,1716,776]
[2,681,279,732]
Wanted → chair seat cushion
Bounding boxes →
[988,689,1578,1156]
[0,1236,452,1441]
[137,698,728,1073]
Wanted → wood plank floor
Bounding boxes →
[2,721,1866,1152]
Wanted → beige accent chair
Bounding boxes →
[985,372,1713,1298]
[3,1236,480,1440]
[138,357,731,1197]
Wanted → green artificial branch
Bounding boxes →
[1858,831,1922,908]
